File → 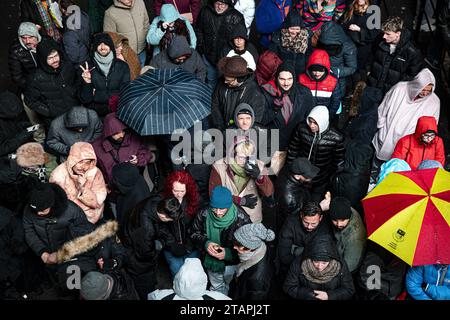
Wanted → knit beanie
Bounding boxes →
[234,223,275,250]
[28,183,55,212]
[210,186,233,209]
[18,22,42,42]
[290,157,320,179]
[218,56,250,78]
[80,271,114,300]
[329,197,352,221]
[16,143,46,168]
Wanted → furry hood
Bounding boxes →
[56,220,118,263]
[16,143,46,168]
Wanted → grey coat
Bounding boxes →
[46,106,103,159]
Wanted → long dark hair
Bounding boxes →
[158,19,191,51]
[342,0,370,24]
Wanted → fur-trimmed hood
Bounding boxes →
[16,143,46,168]
[56,220,118,263]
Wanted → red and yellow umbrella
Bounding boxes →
[362,168,450,266]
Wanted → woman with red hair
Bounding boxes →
[158,170,200,276]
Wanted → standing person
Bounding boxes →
[254,50,283,86]
[255,0,292,48]
[50,142,107,225]
[230,223,276,300]
[154,0,202,25]
[391,116,445,170]
[92,113,153,188]
[88,0,113,34]
[262,62,314,152]
[148,258,231,300]
[20,0,62,41]
[106,32,142,80]
[372,68,440,175]
[79,33,131,118]
[269,11,313,75]
[406,264,450,300]
[46,106,103,162]
[196,0,245,88]
[24,38,80,129]
[59,0,91,67]
[221,23,259,71]
[191,186,251,295]
[328,197,366,273]
[9,22,41,92]
[147,4,197,57]
[103,0,150,66]
[283,235,355,300]
[287,105,345,201]
[367,16,423,94]
[298,49,342,120]
[299,0,339,31]
[209,138,274,223]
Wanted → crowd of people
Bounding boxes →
[1,0,449,300]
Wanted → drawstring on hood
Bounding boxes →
[306,105,329,160]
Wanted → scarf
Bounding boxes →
[273,92,294,125]
[204,204,237,273]
[301,258,341,284]
[33,0,61,41]
[280,29,309,54]
[236,242,267,277]
[230,163,250,194]
[95,51,114,77]
[22,166,47,183]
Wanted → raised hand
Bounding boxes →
[80,61,95,83]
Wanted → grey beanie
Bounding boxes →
[234,223,275,250]
[18,22,42,42]
[80,272,114,300]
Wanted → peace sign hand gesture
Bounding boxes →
[80,62,95,84]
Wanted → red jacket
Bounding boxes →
[391,116,445,170]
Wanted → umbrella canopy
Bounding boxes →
[117,68,211,135]
[363,168,450,266]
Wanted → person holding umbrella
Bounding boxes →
[406,264,450,300]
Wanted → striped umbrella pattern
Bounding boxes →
[117,68,212,135]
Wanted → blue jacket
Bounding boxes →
[406,265,450,300]
[255,0,291,47]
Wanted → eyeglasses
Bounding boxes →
[422,133,436,139]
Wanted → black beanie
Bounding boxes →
[329,197,352,220]
[29,183,55,212]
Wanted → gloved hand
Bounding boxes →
[170,243,188,257]
[244,162,261,180]
[103,258,119,271]
[240,194,258,209]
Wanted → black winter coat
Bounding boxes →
[20,0,49,34]
[277,214,331,275]
[287,124,345,187]
[24,40,80,127]
[437,0,450,48]
[367,29,423,94]
[8,39,39,90]
[0,206,28,282]
[330,141,373,214]
[262,82,314,151]
[196,5,246,65]
[211,74,267,131]
[283,235,355,300]
[62,9,91,66]
[230,249,275,300]
[22,184,94,257]
[0,91,33,157]
[79,54,130,117]
[122,196,160,276]
[191,205,251,266]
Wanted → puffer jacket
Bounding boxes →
[50,142,107,224]
[62,8,91,66]
[287,105,345,187]
[190,205,251,266]
[283,234,355,300]
[46,106,103,159]
[406,264,450,300]
[103,0,150,54]
[8,39,39,90]
[196,3,245,65]
[79,33,131,117]
[22,183,94,257]
[24,39,80,127]
[367,28,423,94]
[298,49,341,117]
[391,116,446,170]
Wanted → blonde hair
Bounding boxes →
[382,16,404,33]
[342,0,370,23]
[234,141,255,157]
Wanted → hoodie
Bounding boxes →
[148,258,232,300]
[391,116,445,170]
[299,49,341,116]
[373,68,440,161]
[50,142,107,224]
[222,23,259,71]
[376,158,411,186]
